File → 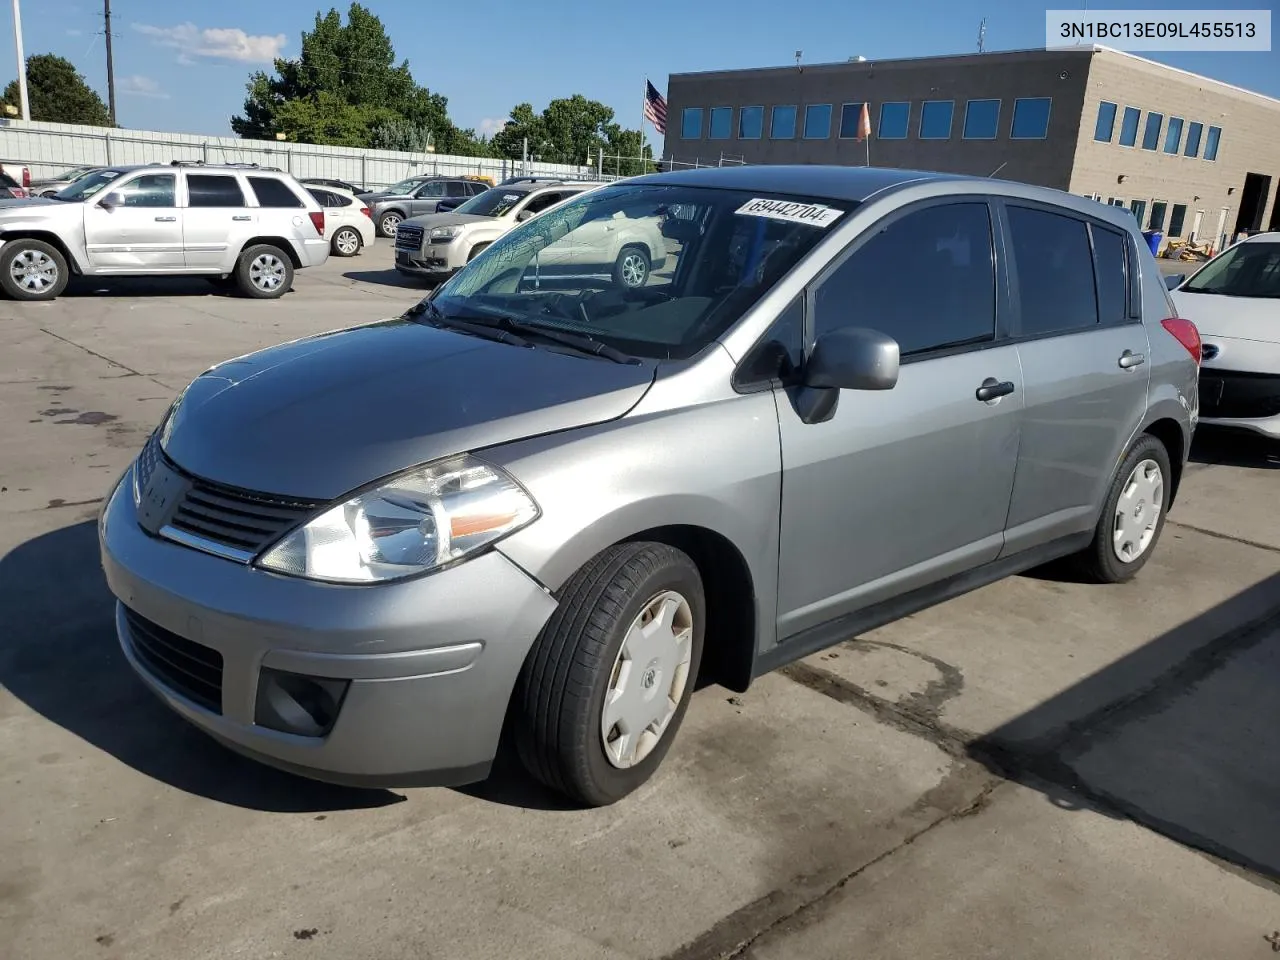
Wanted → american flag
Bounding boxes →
[643,80,667,135]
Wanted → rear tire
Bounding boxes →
[0,238,70,301]
[234,244,294,299]
[331,227,362,258]
[1069,433,1172,583]
[613,244,650,289]
[514,542,705,807]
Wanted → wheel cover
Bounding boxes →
[600,590,694,769]
[10,249,58,292]
[249,253,286,291]
[335,229,359,254]
[1112,458,1164,563]
[620,252,647,287]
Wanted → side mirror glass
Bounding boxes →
[516,209,534,222]
[99,192,122,209]
[805,327,900,392]
[1164,273,1185,290]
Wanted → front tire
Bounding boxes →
[613,244,650,289]
[234,244,294,299]
[378,211,403,238]
[1070,433,1172,583]
[331,227,362,258]
[0,238,70,301]
[514,542,705,807]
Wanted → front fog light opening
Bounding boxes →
[255,668,350,738]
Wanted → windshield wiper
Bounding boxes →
[465,313,639,364]
[404,298,530,347]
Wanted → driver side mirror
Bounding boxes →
[516,209,534,222]
[99,192,122,210]
[796,327,900,424]
[1164,273,1185,290]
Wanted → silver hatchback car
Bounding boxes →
[99,166,1202,806]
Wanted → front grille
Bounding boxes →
[1200,371,1280,420]
[124,607,224,713]
[395,224,424,251]
[169,476,321,556]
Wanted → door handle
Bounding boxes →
[154,216,176,222]
[975,378,1016,402]
[1118,350,1146,369]
[231,215,252,221]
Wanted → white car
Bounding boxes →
[306,185,376,258]
[1167,232,1280,440]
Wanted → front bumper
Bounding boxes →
[98,464,558,788]
[1198,366,1280,439]
[394,245,461,279]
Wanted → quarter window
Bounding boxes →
[814,202,995,357]
[1090,225,1128,325]
[681,107,703,139]
[771,105,797,139]
[1163,117,1184,154]
[1010,97,1052,139]
[188,174,245,207]
[117,173,176,207]
[1094,101,1117,142]
[919,101,954,139]
[739,105,764,139]
[963,99,1000,139]
[1205,125,1221,161]
[248,177,303,208]
[1118,106,1140,146]
[1006,206,1098,335]
[709,107,732,140]
[838,102,868,139]
[878,102,910,139]
[1183,121,1203,157]
[735,296,803,389]
[803,104,832,139]
[1141,112,1163,150]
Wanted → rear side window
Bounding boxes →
[1090,225,1128,324]
[248,176,304,208]
[1007,205,1098,335]
[815,201,996,357]
[187,174,245,208]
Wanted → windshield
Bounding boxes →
[52,166,93,181]
[430,183,852,360]
[1182,241,1280,298]
[453,188,531,218]
[385,177,423,195]
[53,169,126,201]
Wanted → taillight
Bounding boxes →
[21,167,30,188]
[12,187,26,198]
[308,210,325,237]
[1161,317,1201,364]
[360,206,371,218]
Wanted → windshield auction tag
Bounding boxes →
[735,198,842,227]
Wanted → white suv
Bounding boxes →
[0,162,329,301]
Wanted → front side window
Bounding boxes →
[814,202,995,356]
[1010,98,1052,139]
[1163,117,1184,154]
[1141,112,1163,150]
[415,181,447,198]
[681,107,703,139]
[117,173,176,207]
[963,99,1000,139]
[1094,101,1117,142]
[248,177,304,208]
[1148,201,1167,231]
[919,100,954,139]
[1184,121,1203,157]
[453,188,530,218]
[708,107,732,139]
[878,102,910,139]
[771,105,797,139]
[1168,203,1188,237]
[1181,241,1280,298]
[739,105,764,139]
[432,184,853,361]
[1006,205,1098,335]
[1205,126,1221,161]
[838,102,867,139]
[1090,225,1129,324]
[803,104,832,139]
[188,174,246,208]
[1118,106,1140,146]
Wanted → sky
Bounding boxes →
[1,0,1277,145]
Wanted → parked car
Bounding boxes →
[1166,231,1280,439]
[305,185,375,257]
[359,175,492,238]
[302,177,365,195]
[1,161,30,193]
[100,165,1201,807]
[0,161,328,301]
[393,180,604,282]
[0,170,27,200]
[31,164,98,197]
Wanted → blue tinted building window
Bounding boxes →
[1205,125,1221,160]
[839,102,868,139]
[1118,106,1140,146]
[878,101,910,139]
[803,103,832,139]
[739,105,763,139]
[920,101,954,139]
[963,99,1000,139]
[1141,112,1163,150]
[681,107,702,139]
[708,107,732,140]
[771,105,797,139]
[1010,97,1052,139]
[1094,101,1117,142]
[1163,117,1184,154]
[1184,121,1203,156]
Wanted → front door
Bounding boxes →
[775,199,1022,639]
[998,202,1152,554]
[82,172,183,270]
[409,181,447,216]
[1215,207,1230,251]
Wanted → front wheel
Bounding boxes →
[514,542,705,807]
[331,227,362,257]
[0,238,70,301]
[378,211,403,238]
[235,244,294,299]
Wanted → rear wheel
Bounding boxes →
[378,211,403,238]
[514,542,705,807]
[613,244,650,289]
[234,244,294,299]
[332,227,362,257]
[0,239,70,301]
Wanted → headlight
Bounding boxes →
[255,455,539,584]
[430,225,461,240]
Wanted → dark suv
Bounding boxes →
[359,176,492,238]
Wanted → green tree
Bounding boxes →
[2,54,110,126]
[489,103,548,161]
[489,96,647,172]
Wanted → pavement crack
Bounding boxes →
[39,329,172,391]
[1167,520,1280,555]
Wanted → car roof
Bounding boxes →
[625,165,968,202]
[1239,231,1280,244]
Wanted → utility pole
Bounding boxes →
[104,0,117,126]
[11,0,30,120]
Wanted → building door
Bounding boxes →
[1190,209,1204,241]
[1215,207,1230,250]
[1233,173,1272,234]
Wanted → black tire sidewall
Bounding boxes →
[614,245,650,289]
[1093,435,1172,581]
[0,240,69,301]
[235,244,293,299]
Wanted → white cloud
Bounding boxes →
[477,117,506,138]
[119,75,169,100]
[66,28,83,37]
[133,22,287,64]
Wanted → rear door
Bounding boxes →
[998,201,1152,555]
[82,172,183,269]
[182,173,250,269]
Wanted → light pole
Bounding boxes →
[11,0,30,120]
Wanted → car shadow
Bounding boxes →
[968,571,1280,880]
[1189,426,1279,470]
[0,519,402,812]
[62,277,242,299]
[341,269,432,290]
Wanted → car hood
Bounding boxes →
[400,212,492,230]
[1170,290,1280,343]
[0,196,61,212]
[361,191,409,203]
[160,318,655,500]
